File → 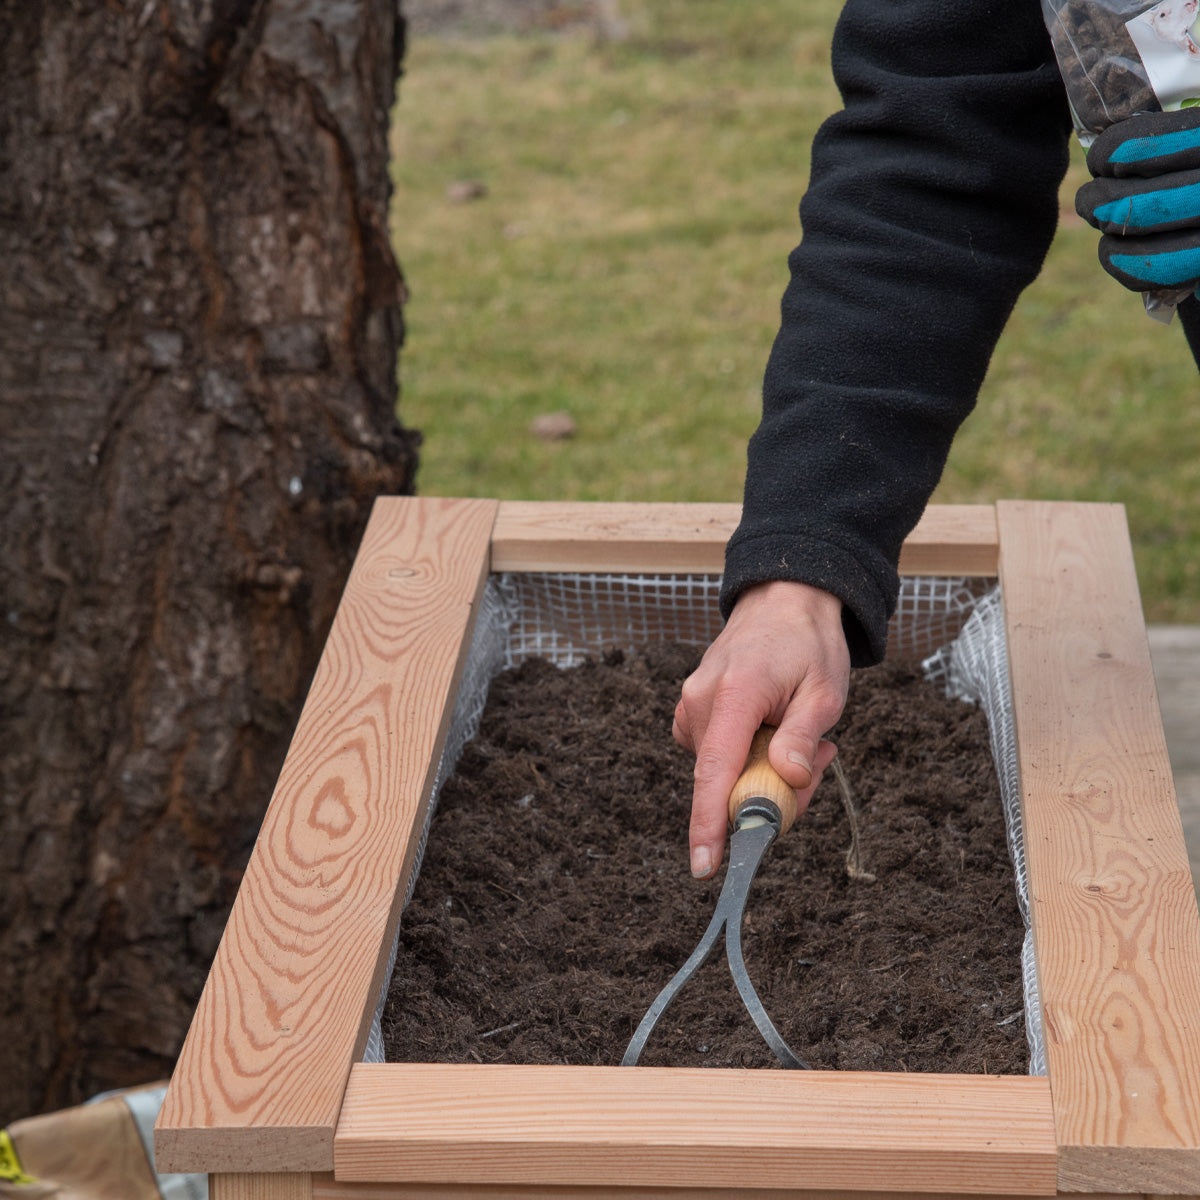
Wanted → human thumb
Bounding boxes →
[765,723,819,792]
[767,727,839,805]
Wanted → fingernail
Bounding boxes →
[691,846,713,879]
[787,750,811,773]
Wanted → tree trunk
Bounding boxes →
[0,0,416,1122]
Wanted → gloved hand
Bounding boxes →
[1076,107,1200,296]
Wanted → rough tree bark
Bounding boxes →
[0,0,417,1122]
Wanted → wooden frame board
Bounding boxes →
[157,499,1200,1199]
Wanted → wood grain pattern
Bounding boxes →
[312,1183,1148,1200]
[897,504,999,577]
[490,501,998,576]
[490,501,740,572]
[161,499,1200,1196]
[998,501,1200,1195]
[333,1064,1057,1194]
[155,497,498,1175]
[212,1174,313,1200]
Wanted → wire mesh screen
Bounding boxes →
[934,587,1045,1076]
[498,572,994,668]
[364,571,1044,1075]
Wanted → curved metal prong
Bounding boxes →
[621,902,728,1066]
[622,813,811,1070]
[724,899,809,1069]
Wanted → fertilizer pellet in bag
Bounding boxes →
[1042,0,1200,317]
[1043,0,1162,139]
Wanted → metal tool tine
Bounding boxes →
[724,885,809,1069]
[622,806,810,1069]
[620,900,728,1066]
[622,726,811,1069]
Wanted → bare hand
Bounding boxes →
[674,581,850,878]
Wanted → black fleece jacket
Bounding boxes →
[718,0,1200,666]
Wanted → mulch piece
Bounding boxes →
[382,644,1027,1073]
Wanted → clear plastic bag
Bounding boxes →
[1042,0,1200,318]
[1042,0,1162,142]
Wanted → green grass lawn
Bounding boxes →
[389,0,1200,621]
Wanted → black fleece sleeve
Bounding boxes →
[719,0,1073,666]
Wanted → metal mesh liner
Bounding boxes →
[500,572,725,666]
[499,572,994,669]
[927,586,1046,1075]
[364,572,1044,1074]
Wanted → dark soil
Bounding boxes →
[382,645,1027,1073]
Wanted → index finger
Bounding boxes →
[687,697,771,878]
[1087,108,1200,178]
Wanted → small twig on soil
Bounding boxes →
[831,757,876,883]
[487,879,524,903]
[479,1021,521,1039]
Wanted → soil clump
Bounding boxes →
[382,645,1027,1073]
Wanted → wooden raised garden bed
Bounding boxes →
[155,498,1200,1200]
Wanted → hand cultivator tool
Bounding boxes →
[622,725,810,1069]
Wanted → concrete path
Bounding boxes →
[1147,626,1200,906]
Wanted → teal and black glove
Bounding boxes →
[1076,108,1200,296]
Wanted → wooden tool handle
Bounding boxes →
[727,724,798,835]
